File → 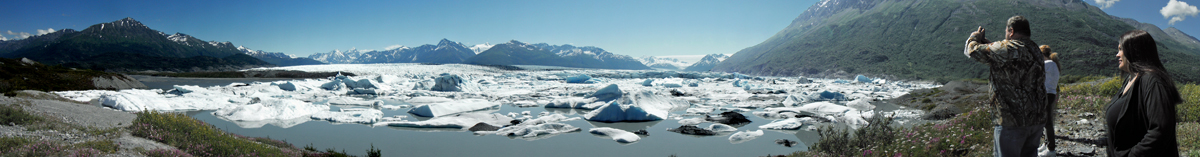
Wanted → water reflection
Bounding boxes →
[586,120,661,132]
[218,116,312,128]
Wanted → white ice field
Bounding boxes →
[54,63,939,144]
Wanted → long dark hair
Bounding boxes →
[1119,30,1182,104]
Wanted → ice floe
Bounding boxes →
[728,130,763,144]
[407,99,499,117]
[589,127,640,143]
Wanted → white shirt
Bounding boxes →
[1044,60,1059,94]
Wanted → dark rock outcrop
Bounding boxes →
[467,122,501,132]
[667,125,717,136]
[705,111,752,126]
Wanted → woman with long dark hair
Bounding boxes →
[1105,30,1181,156]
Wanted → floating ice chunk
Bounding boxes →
[519,114,583,125]
[766,102,851,116]
[589,127,640,143]
[847,99,875,111]
[728,130,764,144]
[407,96,453,104]
[326,97,381,106]
[277,81,299,91]
[584,102,663,122]
[511,101,539,107]
[381,105,410,110]
[809,91,847,101]
[842,110,870,129]
[686,107,714,115]
[407,99,499,117]
[566,74,592,83]
[543,97,605,109]
[382,113,513,129]
[431,74,464,92]
[591,84,622,102]
[705,123,738,132]
[780,95,805,107]
[623,90,688,118]
[214,97,327,121]
[484,122,580,140]
[320,80,347,90]
[733,80,749,87]
[833,79,851,84]
[678,117,706,126]
[684,79,700,87]
[642,79,654,87]
[310,108,383,124]
[759,118,805,130]
[855,75,872,83]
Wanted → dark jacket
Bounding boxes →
[1105,74,1179,156]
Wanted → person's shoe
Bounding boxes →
[1037,143,1057,157]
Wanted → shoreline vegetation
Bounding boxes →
[782,75,1200,156]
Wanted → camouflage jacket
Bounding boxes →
[964,34,1047,127]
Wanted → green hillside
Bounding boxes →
[713,0,1200,83]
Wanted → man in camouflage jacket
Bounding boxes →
[964,16,1047,157]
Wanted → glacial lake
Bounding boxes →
[134,74,924,157]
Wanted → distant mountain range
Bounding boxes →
[237,46,324,66]
[307,39,479,64]
[0,18,275,72]
[466,40,650,70]
[713,0,1200,82]
[683,54,729,72]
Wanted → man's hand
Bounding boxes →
[971,26,985,38]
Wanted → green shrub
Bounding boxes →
[1178,84,1200,122]
[794,108,994,156]
[0,104,43,126]
[1180,122,1199,154]
[75,139,118,153]
[0,136,32,152]
[367,144,381,157]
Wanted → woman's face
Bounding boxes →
[1117,46,1130,72]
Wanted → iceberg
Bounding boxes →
[855,75,872,83]
[705,123,738,132]
[407,99,500,117]
[758,118,806,130]
[100,87,235,111]
[542,97,605,109]
[728,130,764,144]
[584,102,663,122]
[846,99,875,111]
[431,74,465,92]
[310,108,383,124]
[476,114,583,140]
[566,74,592,83]
[590,84,622,102]
[589,127,640,143]
[642,79,654,87]
[765,102,852,116]
[213,97,327,121]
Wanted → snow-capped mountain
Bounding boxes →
[237,46,324,66]
[465,40,650,70]
[307,39,476,64]
[639,56,691,70]
[470,42,494,54]
[684,54,729,71]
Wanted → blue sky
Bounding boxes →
[1,0,1196,57]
